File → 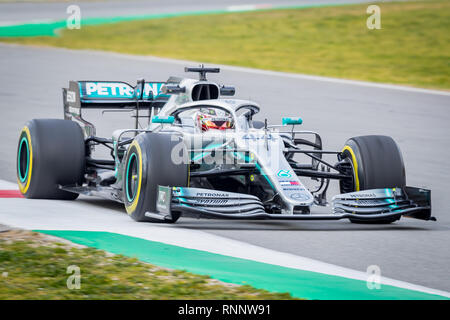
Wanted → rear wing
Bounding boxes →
[63,80,170,136]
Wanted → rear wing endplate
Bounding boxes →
[63,80,170,137]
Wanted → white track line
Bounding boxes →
[0,43,448,97]
[0,179,448,298]
[0,179,16,189]
[64,46,450,97]
[226,4,274,12]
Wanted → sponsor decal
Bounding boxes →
[242,133,275,140]
[195,192,230,198]
[68,106,80,116]
[190,199,229,205]
[156,186,171,213]
[349,193,377,198]
[81,82,166,99]
[282,187,305,191]
[277,170,292,178]
[66,90,76,103]
[158,191,167,206]
[279,181,300,186]
[290,193,311,201]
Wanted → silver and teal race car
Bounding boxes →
[16,66,434,224]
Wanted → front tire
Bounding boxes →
[17,119,85,199]
[123,132,189,222]
[340,135,406,224]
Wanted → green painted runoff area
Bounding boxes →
[36,230,448,300]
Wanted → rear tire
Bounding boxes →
[340,135,406,224]
[17,119,85,199]
[123,132,189,222]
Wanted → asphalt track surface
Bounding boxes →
[0,43,449,293]
[0,0,377,25]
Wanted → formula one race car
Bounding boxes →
[16,66,434,224]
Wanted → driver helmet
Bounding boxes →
[196,108,234,132]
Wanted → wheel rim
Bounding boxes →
[339,157,356,194]
[341,146,360,191]
[18,137,29,183]
[126,153,138,202]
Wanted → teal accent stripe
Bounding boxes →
[34,230,448,300]
[125,153,137,202]
[0,3,352,38]
[17,137,29,183]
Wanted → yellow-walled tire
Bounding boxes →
[17,119,85,199]
[123,132,189,222]
[340,135,406,224]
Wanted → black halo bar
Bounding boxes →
[190,167,258,178]
[286,149,341,171]
[294,169,351,180]
[285,149,342,155]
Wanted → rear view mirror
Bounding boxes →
[282,117,303,125]
[152,115,175,124]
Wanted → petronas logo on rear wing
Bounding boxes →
[63,80,170,109]
[78,81,169,101]
[62,79,171,137]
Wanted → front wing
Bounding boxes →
[146,186,434,222]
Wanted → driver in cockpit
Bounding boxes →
[195,108,234,132]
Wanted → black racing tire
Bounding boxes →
[341,135,406,224]
[17,119,85,200]
[123,132,189,223]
